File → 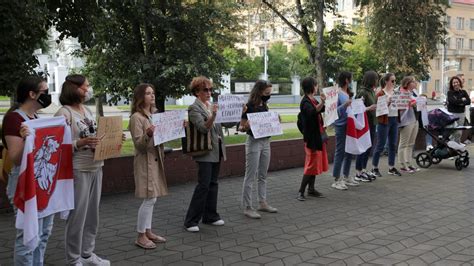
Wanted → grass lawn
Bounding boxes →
[120,127,335,156]
[268,103,299,108]
[0,107,9,113]
[0,96,10,101]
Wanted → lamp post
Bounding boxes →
[263,39,269,81]
[441,36,450,97]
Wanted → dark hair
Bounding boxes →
[7,76,45,113]
[190,76,212,97]
[362,70,379,89]
[59,80,83,106]
[301,77,318,95]
[65,74,86,87]
[380,73,395,88]
[449,76,463,91]
[131,83,156,116]
[248,80,272,107]
[337,71,352,87]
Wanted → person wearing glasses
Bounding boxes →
[2,76,54,265]
[371,73,402,177]
[239,80,278,219]
[55,74,110,265]
[184,76,226,233]
[397,76,420,173]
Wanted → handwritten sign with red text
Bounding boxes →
[215,94,246,123]
[152,110,186,145]
[247,111,283,139]
[391,92,411,110]
[322,86,339,126]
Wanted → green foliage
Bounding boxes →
[50,1,240,110]
[267,43,291,81]
[323,24,356,83]
[357,0,448,79]
[0,1,51,96]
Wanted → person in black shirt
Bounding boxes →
[447,76,470,142]
[239,80,278,219]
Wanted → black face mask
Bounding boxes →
[37,93,52,108]
[261,95,271,102]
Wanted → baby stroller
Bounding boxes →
[416,108,471,170]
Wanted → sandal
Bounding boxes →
[135,240,156,249]
[148,235,167,243]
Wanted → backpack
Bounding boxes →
[297,111,305,134]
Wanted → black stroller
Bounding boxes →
[416,108,471,170]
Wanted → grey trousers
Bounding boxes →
[242,136,271,208]
[65,168,103,264]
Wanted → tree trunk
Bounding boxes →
[95,95,104,117]
[156,97,165,113]
[315,1,325,87]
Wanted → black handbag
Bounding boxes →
[320,128,329,143]
[181,121,212,156]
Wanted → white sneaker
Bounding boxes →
[211,219,225,226]
[185,226,200,232]
[343,176,359,186]
[331,181,348,190]
[80,253,110,266]
[426,144,434,151]
[244,208,261,219]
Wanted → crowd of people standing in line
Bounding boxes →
[1,70,473,265]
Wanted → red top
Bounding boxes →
[2,112,34,149]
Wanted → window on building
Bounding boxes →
[458,59,463,71]
[470,19,474,31]
[259,47,265,56]
[470,59,474,71]
[446,37,451,49]
[470,39,474,50]
[436,58,441,70]
[272,28,277,39]
[435,80,440,92]
[456,38,464,49]
[456,17,465,30]
[352,18,360,26]
[447,16,451,28]
[336,0,345,12]
[468,79,472,88]
[250,48,255,57]
[259,30,266,40]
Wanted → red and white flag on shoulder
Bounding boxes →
[14,116,74,250]
[345,107,371,155]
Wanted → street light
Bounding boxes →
[262,38,269,81]
[441,36,448,97]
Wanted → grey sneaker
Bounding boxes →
[343,176,359,186]
[258,202,278,213]
[244,208,261,219]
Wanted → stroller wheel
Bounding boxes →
[416,152,432,168]
[455,158,463,171]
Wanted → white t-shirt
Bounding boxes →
[470,91,474,108]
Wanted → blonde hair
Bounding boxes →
[400,76,416,89]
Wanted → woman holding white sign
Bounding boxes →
[239,80,278,219]
[129,83,168,249]
[184,76,227,232]
[397,76,419,173]
[296,77,328,201]
[55,74,110,265]
[371,73,402,177]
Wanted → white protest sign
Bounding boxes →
[152,110,186,145]
[322,86,338,126]
[391,92,411,110]
[351,98,366,114]
[247,111,283,139]
[416,96,429,127]
[376,95,389,117]
[215,94,246,123]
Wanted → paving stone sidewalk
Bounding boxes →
[1,152,474,265]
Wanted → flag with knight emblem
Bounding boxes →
[345,107,372,155]
[14,116,74,249]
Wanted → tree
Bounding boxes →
[267,42,291,81]
[0,1,51,96]
[49,1,240,111]
[261,0,338,87]
[356,0,448,79]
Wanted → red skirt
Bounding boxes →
[303,143,329,175]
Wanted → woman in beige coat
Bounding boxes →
[130,83,168,249]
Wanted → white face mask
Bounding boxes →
[84,87,94,102]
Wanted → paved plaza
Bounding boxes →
[1,151,474,265]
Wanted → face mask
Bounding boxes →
[37,93,52,108]
[85,88,94,102]
[261,95,271,102]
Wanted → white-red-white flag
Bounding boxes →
[345,107,371,155]
[14,116,74,250]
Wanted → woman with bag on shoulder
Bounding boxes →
[296,77,328,201]
[54,74,110,265]
[129,83,168,249]
[2,76,54,265]
[184,76,226,233]
[239,80,278,219]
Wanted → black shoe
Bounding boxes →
[388,167,402,176]
[371,168,382,178]
[296,193,306,201]
[354,173,371,182]
[307,189,325,198]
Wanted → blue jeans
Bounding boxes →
[7,166,55,265]
[355,125,376,171]
[332,125,353,180]
[372,117,399,168]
